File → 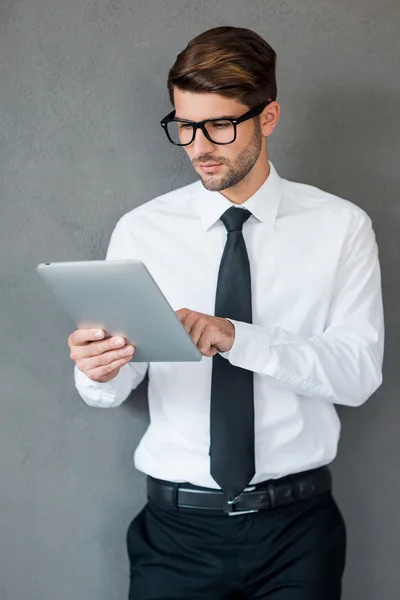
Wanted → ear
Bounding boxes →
[260,101,280,137]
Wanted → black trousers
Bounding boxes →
[126,491,346,600]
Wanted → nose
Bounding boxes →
[191,127,216,156]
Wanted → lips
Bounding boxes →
[198,163,223,173]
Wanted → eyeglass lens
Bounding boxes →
[166,119,235,145]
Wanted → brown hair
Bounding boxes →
[167,26,277,108]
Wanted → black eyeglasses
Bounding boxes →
[160,100,273,146]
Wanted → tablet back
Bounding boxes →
[37,259,202,362]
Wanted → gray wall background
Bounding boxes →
[1,1,399,599]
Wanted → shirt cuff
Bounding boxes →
[74,365,121,407]
[222,319,276,374]
[74,366,115,390]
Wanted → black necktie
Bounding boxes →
[210,207,255,500]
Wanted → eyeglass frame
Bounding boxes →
[160,99,273,146]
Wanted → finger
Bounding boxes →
[76,346,135,372]
[72,335,128,360]
[204,346,218,357]
[197,336,218,358]
[189,317,209,346]
[85,355,133,382]
[69,328,106,347]
[180,311,203,335]
[181,315,218,355]
[175,307,191,322]
[196,328,215,356]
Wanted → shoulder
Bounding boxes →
[279,175,373,231]
[116,180,200,231]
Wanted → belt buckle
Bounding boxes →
[223,494,258,517]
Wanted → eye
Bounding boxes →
[178,122,193,130]
[212,121,231,129]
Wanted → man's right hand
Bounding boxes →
[68,329,135,383]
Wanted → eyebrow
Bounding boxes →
[175,114,237,121]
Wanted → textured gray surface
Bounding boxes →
[1,1,399,599]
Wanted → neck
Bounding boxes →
[219,154,271,205]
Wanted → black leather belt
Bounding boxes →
[147,467,332,515]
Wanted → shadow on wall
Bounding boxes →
[122,372,150,418]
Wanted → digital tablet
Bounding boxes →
[36,259,202,363]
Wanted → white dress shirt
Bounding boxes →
[74,162,384,488]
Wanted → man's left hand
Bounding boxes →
[175,308,235,357]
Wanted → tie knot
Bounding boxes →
[220,207,252,232]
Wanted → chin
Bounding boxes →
[200,175,226,192]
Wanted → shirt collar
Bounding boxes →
[192,161,282,231]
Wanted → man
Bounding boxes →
[69,26,384,600]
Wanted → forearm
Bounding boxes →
[224,320,383,406]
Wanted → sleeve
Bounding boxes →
[74,216,149,408]
[221,212,384,407]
